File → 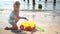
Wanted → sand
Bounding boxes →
[0,25,60,34]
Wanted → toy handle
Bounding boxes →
[36,26,45,32]
[20,17,29,21]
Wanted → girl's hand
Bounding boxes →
[14,18,19,21]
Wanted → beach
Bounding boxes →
[0,10,60,34]
[0,0,60,34]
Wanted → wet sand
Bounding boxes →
[0,25,60,34]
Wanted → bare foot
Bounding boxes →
[4,27,18,30]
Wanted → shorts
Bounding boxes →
[8,11,16,23]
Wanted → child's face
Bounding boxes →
[14,4,20,10]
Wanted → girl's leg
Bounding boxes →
[10,22,18,29]
[5,18,19,30]
[5,22,18,30]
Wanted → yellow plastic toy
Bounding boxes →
[20,21,45,32]
[20,21,35,31]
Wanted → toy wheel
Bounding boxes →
[26,26,32,31]
[20,25,24,30]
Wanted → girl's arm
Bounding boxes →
[10,16,16,19]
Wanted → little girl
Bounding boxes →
[5,1,28,30]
